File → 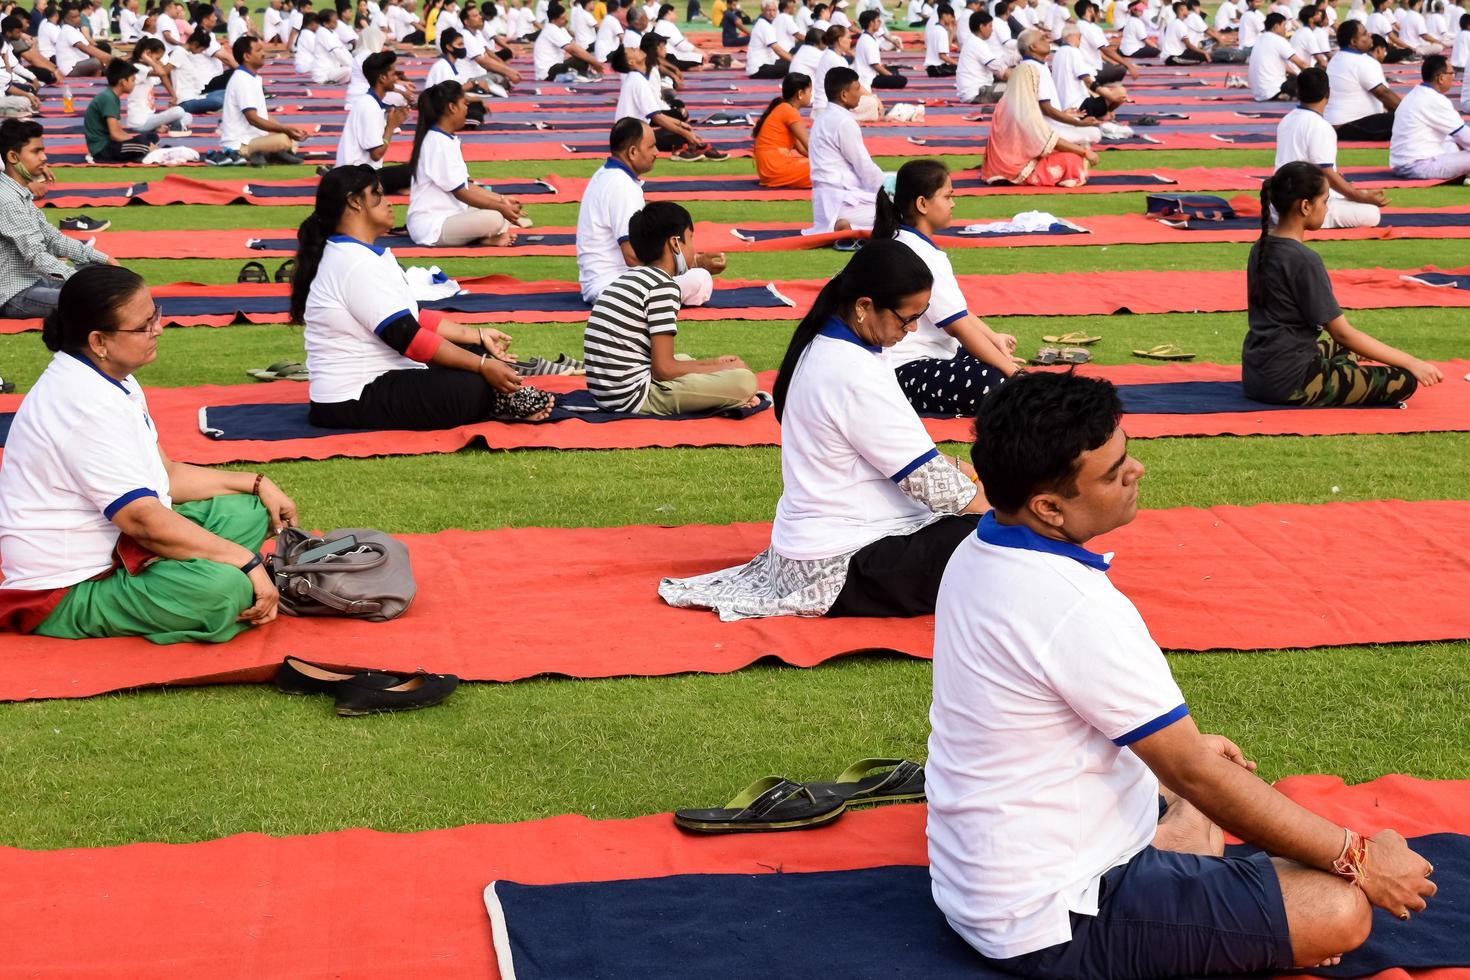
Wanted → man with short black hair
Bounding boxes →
[533,0,602,79]
[928,370,1437,979]
[336,49,411,191]
[2,14,56,85]
[1275,67,1385,228]
[857,7,907,85]
[584,200,757,415]
[1391,54,1470,179]
[1247,12,1308,100]
[221,35,309,165]
[956,8,1008,100]
[924,2,958,73]
[0,118,110,318]
[807,66,885,230]
[576,118,725,305]
[83,60,155,161]
[1325,19,1399,142]
[55,1,110,76]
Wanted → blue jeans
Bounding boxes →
[180,90,225,114]
[0,279,61,318]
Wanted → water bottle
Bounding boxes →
[62,83,73,113]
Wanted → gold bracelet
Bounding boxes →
[478,327,488,350]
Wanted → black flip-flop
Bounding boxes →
[0,376,13,394]
[237,260,269,284]
[673,776,847,834]
[274,259,296,283]
[804,758,926,807]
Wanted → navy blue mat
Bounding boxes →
[1187,213,1470,232]
[486,834,1470,980]
[1403,273,1470,289]
[919,380,1382,417]
[196,389,770,441]
[151,284,789,319]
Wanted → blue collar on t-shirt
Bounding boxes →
[238,66,257,76]
[66,350,130,395]
[817,315,881,353]
[898,223,936,248]
[976,510,1112,571]
[327,233,387,255]
[370,90,390,109]
[602,155,639,181]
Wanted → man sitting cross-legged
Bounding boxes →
[927,370,1437,979]
[1275,68,1385,229]
[584,201,758,415]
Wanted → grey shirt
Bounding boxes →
[0,171,109,305]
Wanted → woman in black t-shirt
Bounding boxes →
[1243,162,1442,405]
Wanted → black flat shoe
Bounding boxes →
[274,656,403,696]
[334,671,460,717]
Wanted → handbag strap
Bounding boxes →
[273,542,390,576]
[283,577,385,617]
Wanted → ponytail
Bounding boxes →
[409,80,463,178]
[752,95,783,137]
[1248,161,1326,307]
[870,157,950,241]
[772,238,933,420]
[290,164,382,323]
[754,73,811,136]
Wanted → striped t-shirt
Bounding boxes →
[584,265,682,413]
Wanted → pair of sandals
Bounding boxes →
[1031,346,1091,366]
[1133,344,1196,361]
[674,759,925,835]
[239,259,295,284]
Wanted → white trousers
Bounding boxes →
[1322,197,1381,229]
[128,105,192,132]
[1393,151,1470,181]
[810,183,878,233]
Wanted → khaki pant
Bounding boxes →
[435,208,509,246]
[639,360,759,415]
[240,133,297,157]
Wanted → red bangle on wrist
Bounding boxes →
[1332,829,1369,886]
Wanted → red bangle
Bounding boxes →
[252,473,264,497]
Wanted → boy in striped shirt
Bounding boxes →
[583,202,759,415]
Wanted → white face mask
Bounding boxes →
[672,241,688,275]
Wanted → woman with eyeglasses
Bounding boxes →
[660,240,989,621]
[0,265,300,643]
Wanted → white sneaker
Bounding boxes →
[487,81,509,98]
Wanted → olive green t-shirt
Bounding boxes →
[83,88,121,157]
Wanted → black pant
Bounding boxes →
[826,514,981,618]
[872,70,908,89]
[93,135,156,163]
[28,65,54,84]
[1272,75,1298,100]
[1127,43,1160,58]
[750,61,788,78]
[1383,45,1412,63]
[1164,52,1205,65]
[378,163,412,195]
[1080,94,1109,118]
[652,123,690,152]
[466,101,487,123]
[1334,112,1394,142]
[309,363,496,431]
[926,63,957,76]
[671,56,702,70]
[400,29,424,43]
[1095,63,1126,86]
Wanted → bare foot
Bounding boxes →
[1152,795,1224,856]
[741,393,763,408]
[1316,957,1343,968]
[483,229,517,247]
[834,219,852,232]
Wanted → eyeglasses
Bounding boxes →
[886,304,929,328]
[108,304,163,335]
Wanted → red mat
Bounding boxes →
[81,208,1470,259]
[6,362,1469,466]
[2,499,1469,702]
[1,774,1464,978]
[4,266,1469,334]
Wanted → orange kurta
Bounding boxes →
[753,102,813,189]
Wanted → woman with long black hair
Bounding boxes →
[752,71,812,188]
[292,165,554,429]
[660,239,987,620]
[873,158,1019,418]
[406,80,524,248]
[1243,161,1440,405]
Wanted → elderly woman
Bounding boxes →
[0,266,297,642]
[980,38,1098,186]
[660,240,987,621]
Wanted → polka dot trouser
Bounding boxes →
[893,352,1008,418]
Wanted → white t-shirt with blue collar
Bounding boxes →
[0,352,171,590]
[407,127,471,245]
[883,224,969,368]
[577,157,646,301]
[927,511,1188,960]
[772,317,942,560]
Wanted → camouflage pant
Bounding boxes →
[1290,339,1418,407]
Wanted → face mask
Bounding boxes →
[451,45,466,55]
[10,157,34,182]
[672,242,688,275]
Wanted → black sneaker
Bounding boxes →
[268,150,305,165]
[334,671,460,716]
[60,215,110,232]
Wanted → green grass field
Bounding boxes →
[1,127,1468,854]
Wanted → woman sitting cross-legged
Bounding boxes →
[752,72,813,189]
[294,165,555,429]
[0,266,297,643]
[874,158,1020,417]
[659,239,988,621]
[1244,161,1442,406]
[980,56,1098,187]
[407,80,525,248]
